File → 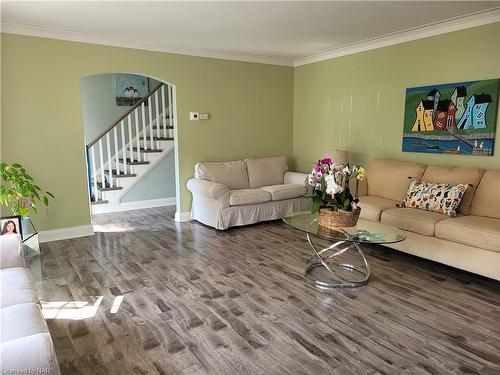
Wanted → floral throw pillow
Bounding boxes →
[401,179,468,218]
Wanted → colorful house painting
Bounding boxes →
[433,100,456,130]
[411,100,434,131]
[427,89,441,117]
[472,94,492,129]
[402,79,499,156]
[451,86,467,121]
[456,95,475,130]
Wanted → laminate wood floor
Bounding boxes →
[31,206,500,375]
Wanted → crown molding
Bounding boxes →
[2,7,499,68]
[294,7,500,67]
[0,21,294,67]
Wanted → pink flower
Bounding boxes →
[308,169,323,186]
[320,157,332,165]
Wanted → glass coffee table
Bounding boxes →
[283,212,406,289]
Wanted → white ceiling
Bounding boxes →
[2,1,500,66]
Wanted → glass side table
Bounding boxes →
[21,218,42,281]
[283,211,407,289]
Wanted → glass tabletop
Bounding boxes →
[283,211,406,244]
[22,218,38,242]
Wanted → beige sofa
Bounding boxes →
[356,158,500,281]
[187,156,311,229]
[0,235,60,374]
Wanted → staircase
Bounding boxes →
[86,82,176,214]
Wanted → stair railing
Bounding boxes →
[85,82,174,202]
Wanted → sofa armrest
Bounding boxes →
[187,178,229,200]
[285,172,313,194]
[284,171,308,186]
[0,235,25,269]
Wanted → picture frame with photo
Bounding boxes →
[0,215,23,238]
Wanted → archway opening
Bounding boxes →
[79,73,179,231]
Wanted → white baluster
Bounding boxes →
[113,127,119,175]
[169,85,174,139]
[90,146,98,201]
[127,114,133,163]
[141,103,147,152]
[134,108,141,162]
[172,86,177,141]
[106,133,113,187]
[161,85,167,138]
[98,139,105,192]
[148,96,154,150]
[121,120,127,173]
[155,90,160,145]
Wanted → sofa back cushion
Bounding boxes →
[245,157,288,188]
[368,159,426,201]
[421,165,483,215]
[194,160,249,189]
[470,170,500,219]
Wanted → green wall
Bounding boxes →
[2,22,499,232]
[293,22,500,173]
[1,34,293,230]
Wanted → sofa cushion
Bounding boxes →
[245,157,288,188]
[368,159,426,201]
[381,207,448,236]
[421,165,483,215]
[260,184,306,201]
[0,333,60,374]
[229,189,272,206]
[358,196,399,222]
[435,215,500,252]
[0,303,48,343]
[0,267,38,309]
[470,170,500,219]
[0,235,25,270]
[194,160,249,189]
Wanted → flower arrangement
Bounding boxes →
[308,158,366,214]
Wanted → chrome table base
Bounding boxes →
[305,233,370,289]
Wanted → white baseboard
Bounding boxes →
[92,197,176,215]
[39,225,94,243]
[174,211,191,222]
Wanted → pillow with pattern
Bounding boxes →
[401,179,468,218]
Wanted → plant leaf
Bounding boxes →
[311,199,321,214]
[343,199,350,210]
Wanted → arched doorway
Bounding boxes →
[79,73,180,227]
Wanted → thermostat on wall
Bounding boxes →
[190,112,209,121]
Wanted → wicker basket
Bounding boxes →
[318,207,361,228]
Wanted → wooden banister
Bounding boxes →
[87,83,164,147]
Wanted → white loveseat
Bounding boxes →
[187,156,311,229]
[0,235,60,374]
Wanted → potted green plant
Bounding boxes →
[0,163,54,233]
